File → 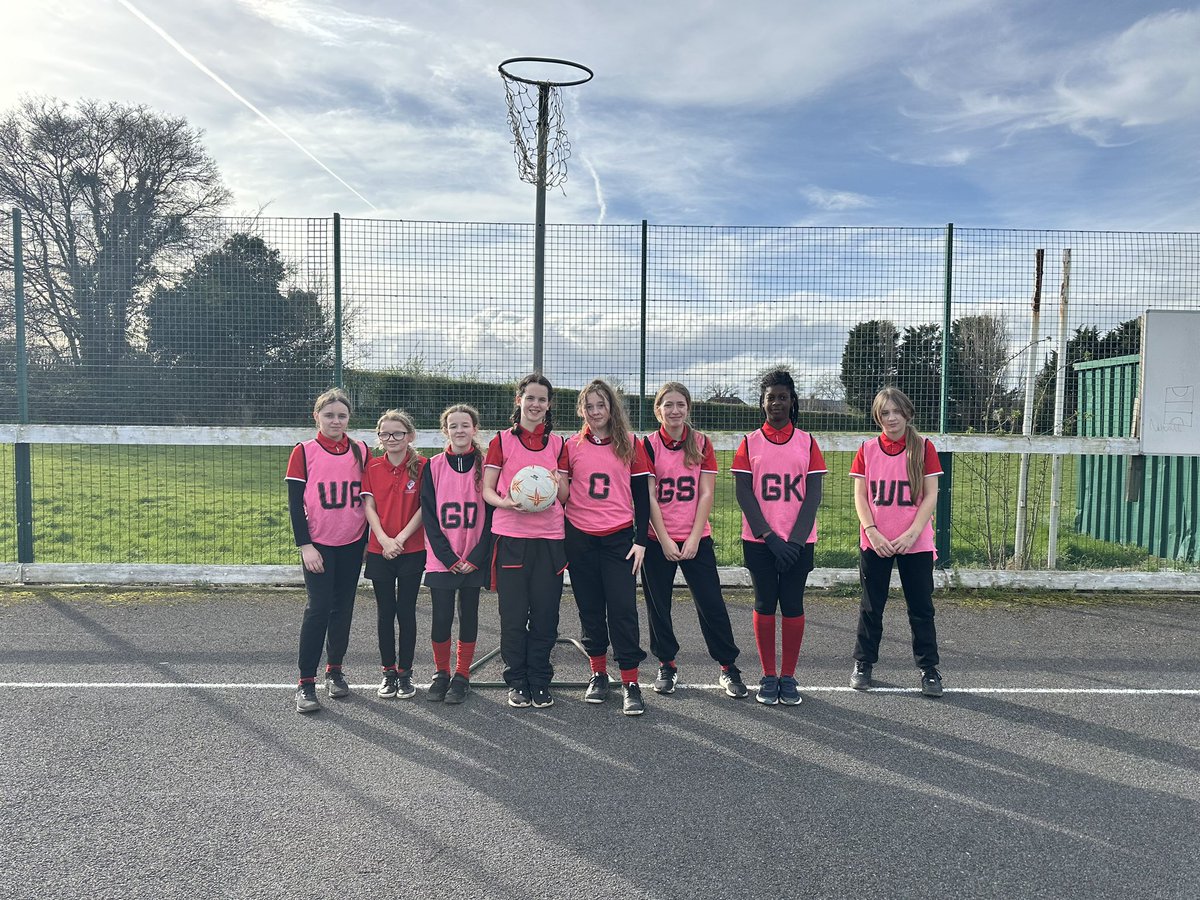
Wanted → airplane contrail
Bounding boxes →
[115,0,378,211]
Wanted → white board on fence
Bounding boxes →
[1139,309,1200,456]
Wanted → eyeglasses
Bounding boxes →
[377,431,409,441]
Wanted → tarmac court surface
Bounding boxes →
[1,586,1198,900]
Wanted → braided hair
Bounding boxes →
[510,373,555,442]
[758,369,799,426]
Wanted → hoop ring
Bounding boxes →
[498,57,594,87]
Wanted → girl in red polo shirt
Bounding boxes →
[420,404,494,705]
[482,374,567,711]
[560,378,653,716]
[361,408,426,701]
[733,369,825,707]
[642,381,746,699]
[849,386,944,697]
[287,388,370,714]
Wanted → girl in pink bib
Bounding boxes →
[420,404,494,704]
[641,382,746,699]
[560,379,653,716]
[482,374,568,710]
[732,369,826,706]
[849,387,944,697]
[286,388,369,714]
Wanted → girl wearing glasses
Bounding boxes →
[362,409,427,701]
[288,388,370,714]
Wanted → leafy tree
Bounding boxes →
[1033,318,1140,433]
[895,323,942,430]
[839,320,898,415]
[146,233,333,422]
[840,314,1017,431]
[0,96,229,366]
[947,314,1018,431]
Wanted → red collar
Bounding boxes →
[879,434,907,454]
[583,427,613,446]
[658,425,688,450]
[762,421,794,444]
[315,432,349,453]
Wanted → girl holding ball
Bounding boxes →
[482,374,568,710]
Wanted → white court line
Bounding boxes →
[1,682,1198,695]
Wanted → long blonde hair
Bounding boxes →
[439,403,485,489]
[577,379,634,463]
[375,408,423,479]
[313,387,363,470]
[653,381,706,468]
[871,387,925,500]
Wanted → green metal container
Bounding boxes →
[1075,355,1198,562]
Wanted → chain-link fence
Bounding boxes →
[3,213,1198,572]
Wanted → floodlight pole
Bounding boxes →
[532,84,550,374]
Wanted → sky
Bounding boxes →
[3,0,1200,231]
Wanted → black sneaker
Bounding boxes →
[445,674,470,705]
[377,670,399,698]
[652,664,678,694]
[719,667,748,699]
[426,670,450,702]
[851,661,873,691]
[295,683,320,714]
[324,669,350,699]
[531,686,554,708]
[921,667,944,698]
[392,670,414,699]
[508,686,532,708]
[778,675,802,705]
[756,675,780,705]
[622,682,645,716]
[584,672,610,703]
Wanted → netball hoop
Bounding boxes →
[499,57,593,373]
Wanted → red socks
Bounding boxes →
[753,612,777,676]
[619,667,639,686]
[432,639,452,673]
[455,641,476,677]
[780,614,806,677]
[590,654,608,675]
[755,613,806,676]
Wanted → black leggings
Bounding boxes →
[742,539,814,617]
[430,587,481,643]
[367,550,426,671]
[297,535,366,679]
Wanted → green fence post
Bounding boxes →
[12,209,34,563]
[639,219,648,431]
[935,451,952,568]
[940,222,953,434]
[333,212,343,388]
[934,223,953,568]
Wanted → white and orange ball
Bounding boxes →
[508,464,557,512]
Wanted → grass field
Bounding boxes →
[0,443,1169,570]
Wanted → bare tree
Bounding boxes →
[0,97,230,365]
